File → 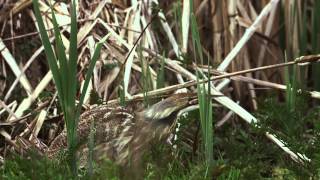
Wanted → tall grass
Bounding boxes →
[32,0,110,174]
[172,1,183,50]
[190,10,214,176]
[138,46,153,107]
[284,54,297,112]
[156,53,165,89]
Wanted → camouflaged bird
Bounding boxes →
[46,93,195,166]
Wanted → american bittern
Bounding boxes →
[46,93,196,166]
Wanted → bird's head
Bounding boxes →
[135,93,195,140]
[143,93,192,121]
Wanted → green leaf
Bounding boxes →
[67,0,79,114]
[32,0,63,108]
[76,34,111,123]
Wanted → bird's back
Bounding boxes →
[47,105,139,165]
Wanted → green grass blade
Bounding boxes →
[139,46,153,106]
[191,9,214,173]
[284,52,297,112]
[196,74,205,136]
[173,1,182,47]
[32,0,63,104]
[76,34,110,122]
[68,0,78,113]
[139,46,149,106]
[33,0,78,173]
[49,4,69,115]
[206,59,213,167]
[190,14,203,64]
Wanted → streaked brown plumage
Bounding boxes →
[46,93,194,166]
